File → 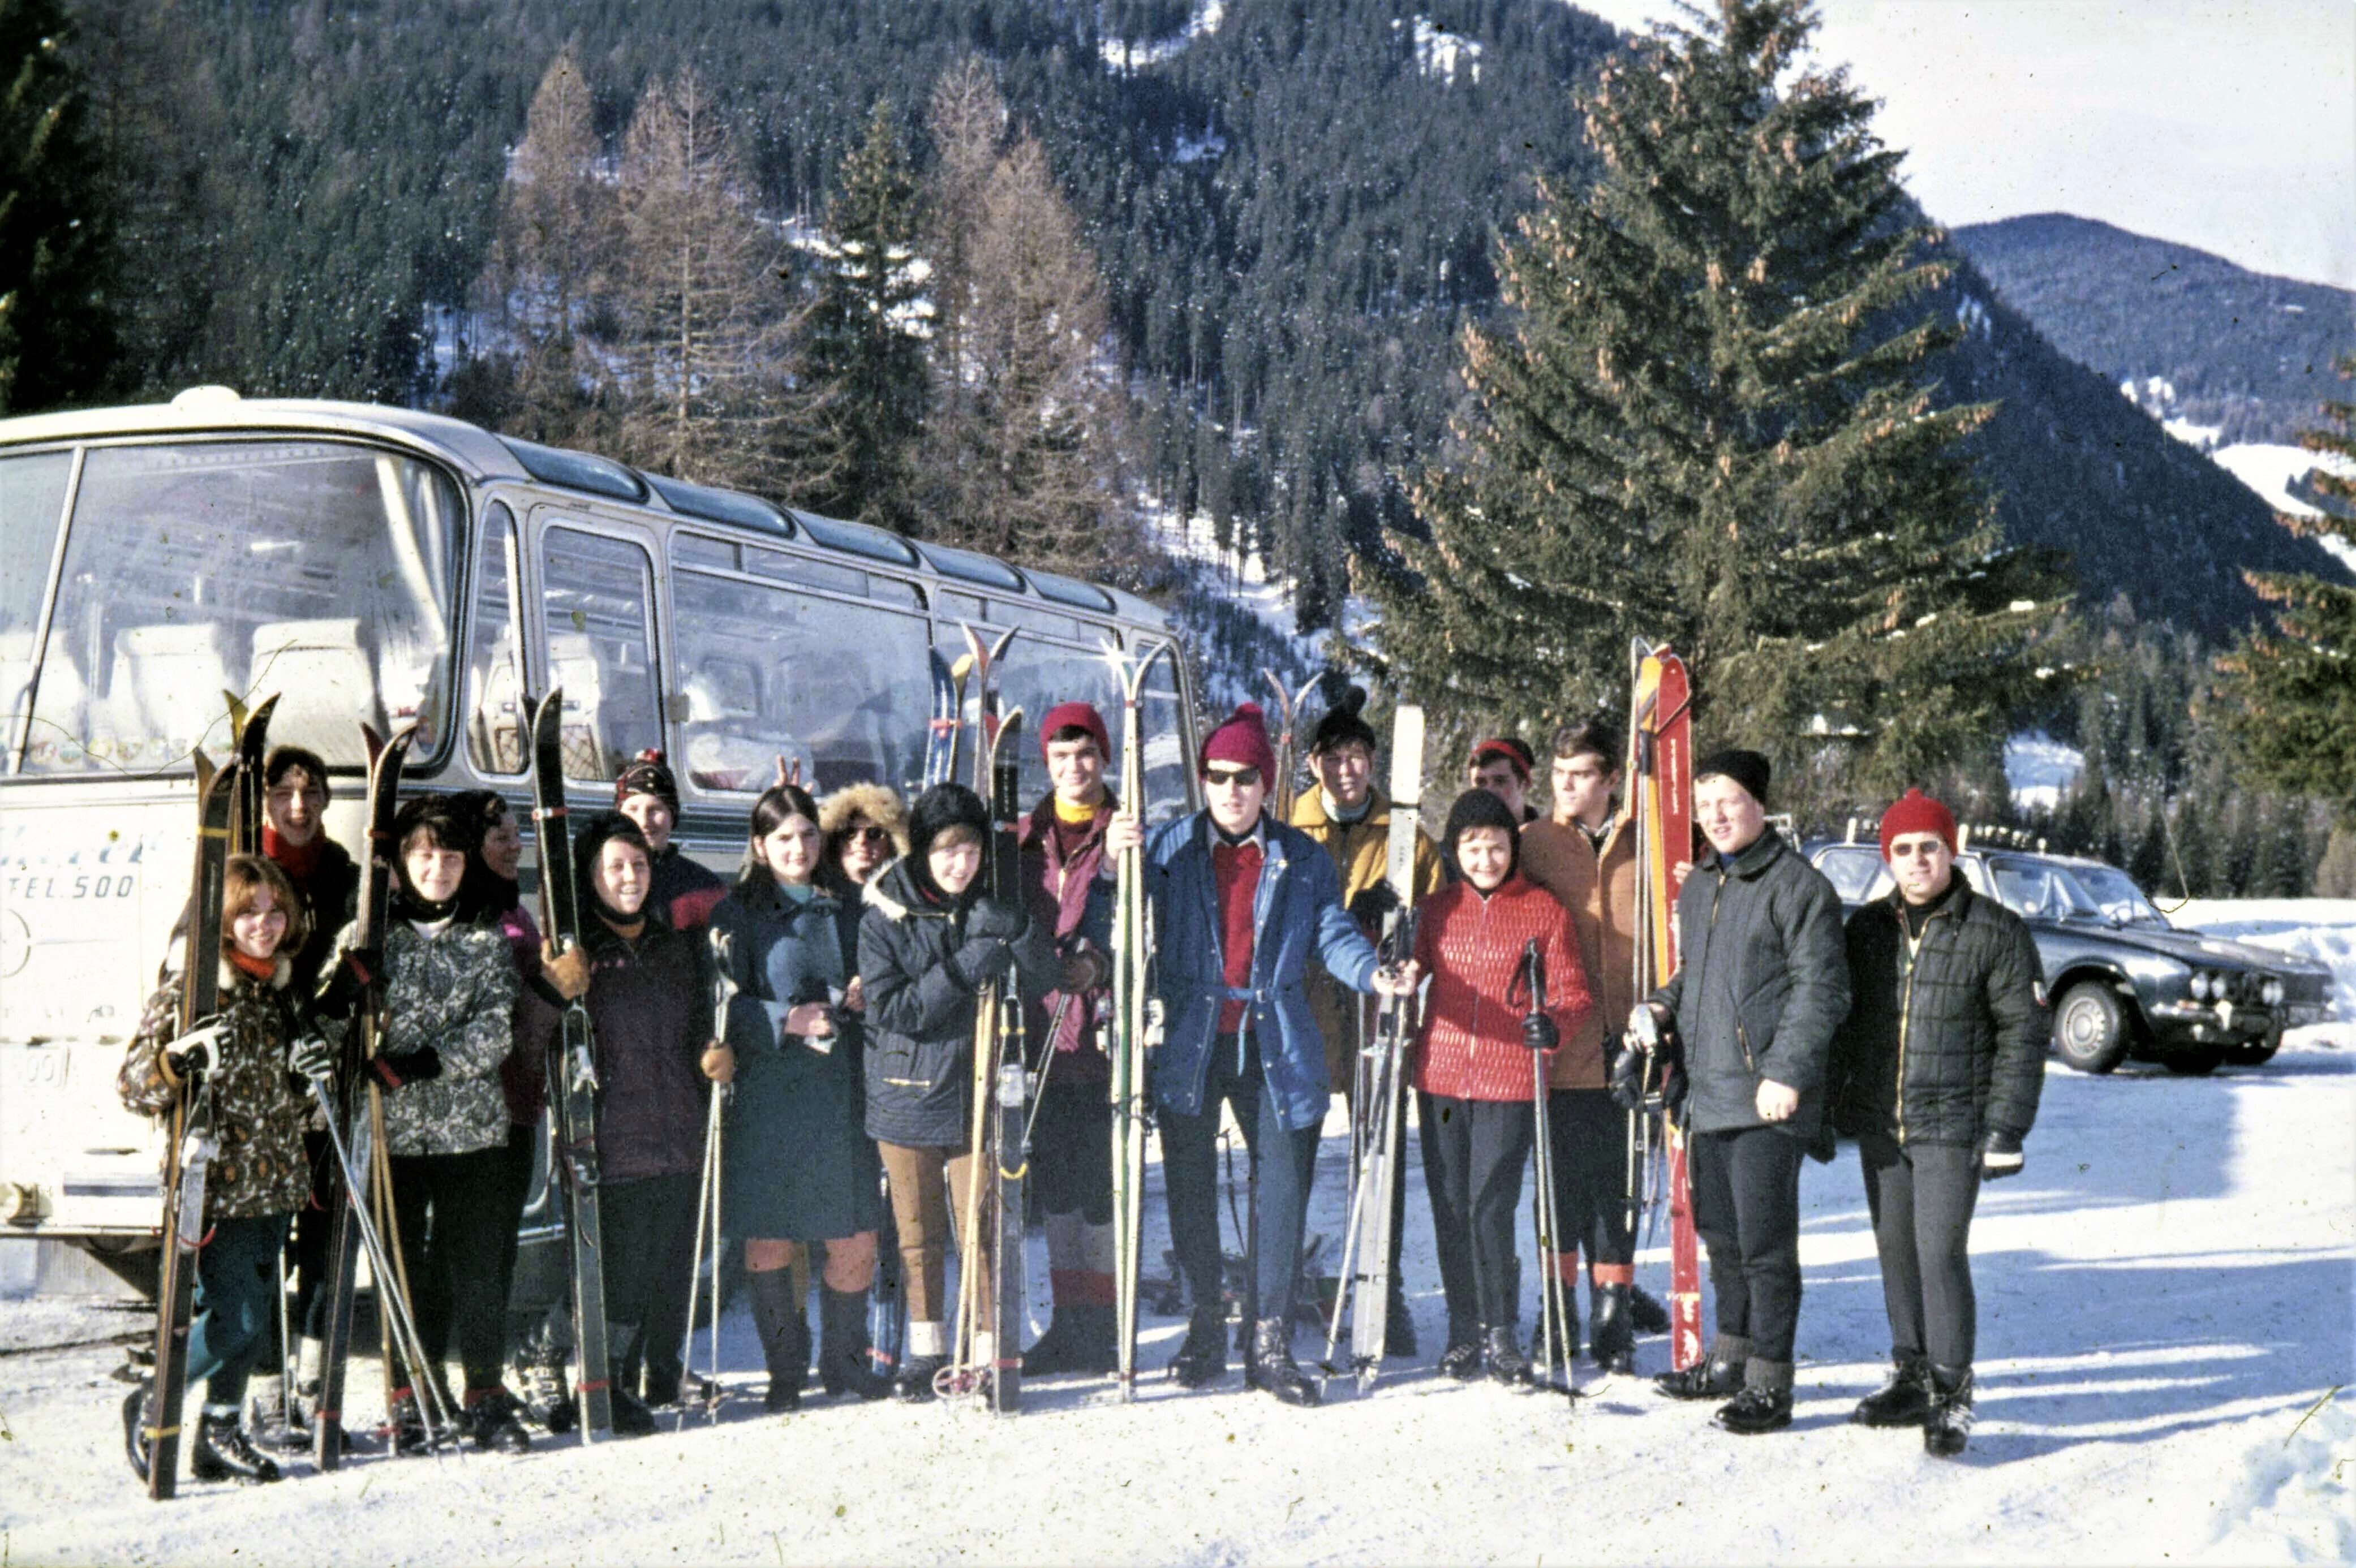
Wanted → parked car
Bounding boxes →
[1808,840,2336,1075]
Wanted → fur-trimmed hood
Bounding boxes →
[861,858,939,924]
[819,782,910,856]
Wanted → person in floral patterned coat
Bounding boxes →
[118,854,329,1487]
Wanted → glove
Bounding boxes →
[966,899,1027,944]
[1520,1013,1559,1053]
[163,1018,225,1085]
[369,1047,442,1091]
[541,941,592,1002]
[1607,1040,1646,1112]
[1347,882,1401,930]
[952,937,1015,990]
[1806,1123,1839,1165]
[287,1031,336,1083]
[1059,944,1108,994]
[1979,1129,2023,1182]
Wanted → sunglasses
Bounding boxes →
[1205,765,1262,787]
[842,825,893,848]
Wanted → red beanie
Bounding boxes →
[1201,702,1278,782]
[1880,789,1958,858]
[1469,735,1534,784]
[1039,701,1111,765]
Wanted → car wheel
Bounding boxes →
[2052,982,2133,1074]
[2164,1048,2224,1076]
[2224,1039,2281,1069]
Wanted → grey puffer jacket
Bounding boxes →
[1651,828,1850,1143]
[331,917,519,1158]
[1827,883,2047,1148]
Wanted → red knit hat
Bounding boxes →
[1039,700,1111,765]
[1880,789,1958,858]
[1469,735,1534,784]
[1201,702,1278,782]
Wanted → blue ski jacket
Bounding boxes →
[1142,810,1383,1131]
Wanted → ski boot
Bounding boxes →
[1628,1283,1671,1334]
[1924,1365,1975,1458]
[1021,1304,1117,1378]
[518,1347,577,1434]
[463,1388,533,1453]
[819,1287,893,1401]
[248,1375,313,1453]
[1483,1325,1532,1388]
[1653,1336,1748,1401]
[1588,1283,1635,1375]
[1713,1361,1793,1435]
[386,1388,432,1455]
[1439,1317,1484,1381]
[1851,1354,1933,1428]
[893,1354,944,1403]
[1383,1284,1419,1359]
[1167,1307,1228,1389]
[609,1387,659,1436]
[750,1268,810,1412]
[1246,1318,1321,1407]
[191,1409,282,1484]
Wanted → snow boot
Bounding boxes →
[463,1388,532,1453]
[1167,1307,1228,1389]
[819,1286,893,1401]
[1714,1360,1794,1435]
[1587,1284,1633,1372]
[1851,1354,1933,1428]
[191,1408,281,1484]
[1924,1365,1975,1458]
[1440,1313,1484,1380]
[1022,1303,1117,1377]
[247,1375,311,1453]
[1484,1324,1532,1387]
[122,1383,153,1483]
[1628,1283,1671,1334]
[1247,1317,1321,1407]
[1384,1282,1419,1359]
[609,1386,659,1436]
[749,1268,809,1413]
[519,1345,576,1434]
[1654,1336,1748,1401]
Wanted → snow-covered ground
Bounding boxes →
[2204,442,2356,575]
[5,1044,2350,1565]
[2004,730,2086,812]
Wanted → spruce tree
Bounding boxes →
[1363,0,2067,814]
[2215,357,2356,822]
[0,0,118,410]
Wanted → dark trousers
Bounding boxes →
[1546,1089,1636,1274]
[293,1128,334,1342]
[1689,1126,1806,1366]
[492,1122,539,1339]
[601,1171,699,1402]
[187,1211,293,1411]
[1417,1093,1533,1334]
[1033,1081,1112,1225]
[1160,1038,1321,1326]
[388,1145,514,1394]
[1859,1136,1981,1370]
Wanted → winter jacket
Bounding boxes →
[1142,811,1383,1132]
[651,846,728,933]
[1017,796,1117,1080]
[1519,812,1637,1090]
[857,857,1058,1149]
[485,901,564,1125]
[578,910,715,1183]
[1290,785,1444,1084]
[1827,884,2047,1149]
[1650,828,1850,1143]
[333,917,519,1158]
[118,955,313,1221]
[1409,876,1592,1102]
[276,837,362,1001]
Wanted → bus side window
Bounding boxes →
[0,451,72,766]
[540,525,663,781]
[466,504,526,774]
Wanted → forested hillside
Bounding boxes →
[55,0,2350,639]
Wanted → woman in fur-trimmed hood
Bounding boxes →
[818,782,910,891]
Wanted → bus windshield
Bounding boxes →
[21,440,461,774]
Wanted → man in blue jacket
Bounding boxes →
[1108,703,1419,1405]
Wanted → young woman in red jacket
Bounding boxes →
[1412,789,1593,1384]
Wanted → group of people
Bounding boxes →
[115,681,2047,1491]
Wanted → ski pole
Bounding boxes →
[679,1084,723,1432]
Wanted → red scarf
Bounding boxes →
[227,947,278,984]
[264,823,325,882]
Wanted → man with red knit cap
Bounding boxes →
[1825,788,2046,1458]
[1112,702,1419,1405]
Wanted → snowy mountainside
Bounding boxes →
[2202,442,2356,575]
[2004,730,2087,812]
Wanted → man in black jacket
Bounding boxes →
[1639,750,1848,1435]
[1827,789,2046,1457]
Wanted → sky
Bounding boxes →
[1567,1,2356,289]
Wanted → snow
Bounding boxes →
[1393,16,1484,84]
[1100,0,1225,73]
[2176,897,2356,1023]
[2004,730,2085,812]
[6,1048,2351,1564]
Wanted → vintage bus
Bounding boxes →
[0,388,1200,1293]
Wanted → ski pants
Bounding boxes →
[1546,1089,1637,1288]
[601,1170,699,1403]
[1858,1136,1981,1371]
[186,1211,293,1411]
[1689,1125,1805,1368]
[293,1129,336,1343]
[388,1146,513,1395]
[1159,1036,1321,1328]
[1032,1081,1115,1309]
[1417,1093,1533,1336]
[878,1142,988,1327]
[491,1121,540,1358]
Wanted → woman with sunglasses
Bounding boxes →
[707,783,895,1410]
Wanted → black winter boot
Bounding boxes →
[191,1410,282,1484]
[1714,1359,1794,1435]
[609,1386,659,1436]
[748,1268,809,1414]
[1383,1282,1419,1359]
[1851,1355,1933,1428]
[519,1346,576,1434]
[1247,1317,1321,1407]
[819,1287,893,1401]
[1168,1307,1228,1389]
[1628,1283,1671,1334]
[1924,1365,1975,1458]
[1439,1332,1484,1381]
[1484,1324,1532,1387]
[1023,1304,1117,1377]
[463,1388,532,1453]
[1654,1336,1748,1401]
[1589,1285,1635,1373]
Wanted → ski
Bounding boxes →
[923,648,959,793]
[1108,641,1172,1401]
[1628,642,1700,1372]
[530,688,614,1440]
[1260,670,1322,821]
[143,756,237,1499]
[961,624,1018,789]
[312,721,416,1470]
[987,707,1027,1416]
[226,692,278,856]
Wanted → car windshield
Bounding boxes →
[2069,864,2171,927]
[1990,859,2168,927]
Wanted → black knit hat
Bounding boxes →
[615,749,680,815]
[1693,748,1772,807]
[1442,787,1523,885]
[573,809,655,925]
[1308,684,1378,756]
[907,782,992,906]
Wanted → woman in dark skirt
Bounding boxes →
[707,782,889,1410]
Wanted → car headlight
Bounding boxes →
[2262,979,2285,1006]
[2187,972,2211,999]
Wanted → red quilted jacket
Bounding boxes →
[1410,876,1593,1102]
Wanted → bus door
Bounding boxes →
[530,509,667,786]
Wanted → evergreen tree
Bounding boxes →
[2215,357,2356,822]
[803,98,929,531]
[0,0,118,410]
[1362,0,2068,816]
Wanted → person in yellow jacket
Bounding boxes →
[1516,718,1674,1369]
[1290,686,1443,1354]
